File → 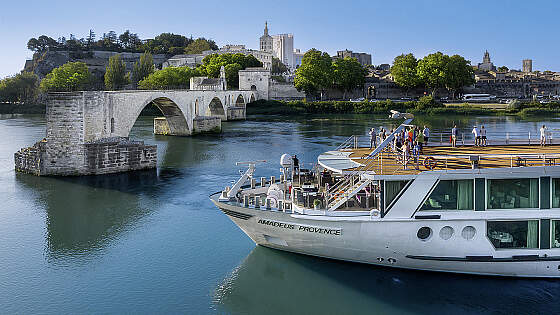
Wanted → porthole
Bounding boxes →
[417,227,432,241]
[461,226,476,240]
[439,226,454,240]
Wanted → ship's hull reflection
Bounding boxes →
[214,246,558,314]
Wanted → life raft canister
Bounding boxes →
[423,157,438,170]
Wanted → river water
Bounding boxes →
[1,113,560,314]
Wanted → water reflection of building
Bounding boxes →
[214,246,556,314]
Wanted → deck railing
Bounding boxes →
[344,130,560,148]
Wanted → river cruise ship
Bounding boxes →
[210,112,560,278]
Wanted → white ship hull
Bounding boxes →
[212,197,560,278]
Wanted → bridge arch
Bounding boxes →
[124,94,191,137]
[206,97,226,119]
[235,94,246,108]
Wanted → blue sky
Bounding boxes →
[1,0,559,78]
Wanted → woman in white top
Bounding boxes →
[540,125,547,146]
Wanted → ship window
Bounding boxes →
[487,220,539,249]
[420,180,473,211]
[552,220,560,248]
[385,180,409,208]
[487,178,539,209]
[552,179,560,208]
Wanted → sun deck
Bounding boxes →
[319,143,560,175]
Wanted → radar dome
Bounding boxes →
[280,154,292,167]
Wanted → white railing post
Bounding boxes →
[528,131,531,145]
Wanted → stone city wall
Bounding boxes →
[269,83,305,100]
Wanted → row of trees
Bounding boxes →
[27,31,218,55]
[0,72,39,103]
[36,51,264,92]
[391,52,475,98]
[294,49,367,100]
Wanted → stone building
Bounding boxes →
[162,45,273,70]
[258,22,303,70]
[523,59,533,73]
[190,66,227,91]
[293,49,304,69]
[272,34,294,69]
[476,50,495,71]
[259,21,273,53]
[335,49,372,66]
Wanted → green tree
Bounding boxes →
[444,55,475,99]
[131,52,155,87]
[417,52,449,97]
[0,72,39,103]
[184,38,214,54]
[271,57,288,74]
[138,66,198,89]
[144,33,192,54]
[40,61,91,92]
[294,49,333,100]
[224,63,243,89]
[104,54,129,90]
[333,57,366,100]
[197,53,262,88]
[391,53,420,95]
[497,66,509,72]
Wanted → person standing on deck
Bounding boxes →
[402,140,409,169]
[541,125,548,146]
[480,125,487,146]
[416,132,425,153]
[369,128,377,148]
[472,125,480,146]
[423,125,430,145]
[292,155,300,175]
[451,125,458,147]
[413,141,421,169]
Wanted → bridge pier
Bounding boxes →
[15,89,257,176]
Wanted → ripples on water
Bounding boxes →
[0,113,559,314]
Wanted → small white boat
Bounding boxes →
[211,113,560,278]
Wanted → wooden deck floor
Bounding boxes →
[346,144,560,175]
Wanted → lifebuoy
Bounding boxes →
[423,157,438,170]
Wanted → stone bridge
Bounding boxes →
[15,89,259,176]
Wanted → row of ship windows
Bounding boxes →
[417,220,560,250]
[386,178,560,211]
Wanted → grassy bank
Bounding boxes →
[247,99,560,117]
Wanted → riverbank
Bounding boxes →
[247,99,560,117]
[0,103,46,114]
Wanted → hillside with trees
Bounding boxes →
[27,30,217,55]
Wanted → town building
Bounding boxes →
[259,22,273,53]
[476,50,496,71]
[335,49,372,66]
[293,49,304,69]
[190,66,227,91]
[523,59,533,73]
[162,45,273,70]
[258,22,302,70]
[272,34,294,69]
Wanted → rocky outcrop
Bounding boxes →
[24,50,168,80]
